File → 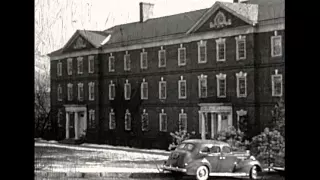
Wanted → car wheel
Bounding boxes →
[249,165,259,179]
[196,165,209,180]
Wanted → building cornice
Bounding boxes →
[50,21,284,61]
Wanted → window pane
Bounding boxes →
[219,79,226,96]
[125,112,131,130]
[179,49,186,64]
[238,40,245,59]
[200,79,207,97]
[109,57,115,71]
[273,37,282,56]
[218,43,225,60]
[200,46,206,62]
[109,113,116,129]
[180,81,186,97]
[160,82,166,99]
[239,78,246,95]
[142,83,148,99]
[160,51,166,66]
[141,113,149,131]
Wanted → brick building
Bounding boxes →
[48,0,285,149]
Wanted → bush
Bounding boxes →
[168,130,195,151]
[215,126,249,151]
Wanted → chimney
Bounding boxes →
[139,2,154,22]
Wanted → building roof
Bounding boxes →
[48,0,284,57]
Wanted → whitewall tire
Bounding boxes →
[196,165,209,180]
[249,165,259,179]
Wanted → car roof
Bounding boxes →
[182,139,230,146]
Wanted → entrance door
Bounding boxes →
[79,112,85,137]
[69,113,75,138]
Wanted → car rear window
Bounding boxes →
[177,143,195,151]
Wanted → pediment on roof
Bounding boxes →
[62,31,95,53]
[187,2,258,34]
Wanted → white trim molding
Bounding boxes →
[216,38,226,62]
[197,40,207,64]
[271,30,282,57]
[158,46,166,68]
[88,82,95,101]
[178,76,187,99]
[57,61,62,76]
[140,49,148,69]
[109,80,115,100]
[67,58,73,75]
[88,55,94,73]
[77,57,83,74]
[159,77,167,100]
[216,73,227,98]
[57,84,62,101]
[178,44,186,66]
[159,109,167,132]
[141,78,148,100]
[271,69,283,97]
[67,83,73,101]
[235,35,246,60]
[179,109,187,131]
[198,74,208,98]
[77,82,84,101]
[141,109,149,131]
[236,71,247,98]
[109,109,116,130]
[124,79,131,100]
[108,53,115,72]
[124,51,131,71]
[124,109,132,131]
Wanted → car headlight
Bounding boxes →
[249,156,256,161]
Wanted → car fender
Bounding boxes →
[185,158,212,176]
[234,159,262,173]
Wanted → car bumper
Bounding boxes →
[162,165,187,173]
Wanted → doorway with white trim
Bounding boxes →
[64,105,87,140]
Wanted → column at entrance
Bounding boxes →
[74,112,79,139]
[66,112,70,139]
[201,112,206,140]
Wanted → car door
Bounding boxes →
[218,146,238,172]
[204,145,221,173]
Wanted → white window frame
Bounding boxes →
[77,82,84,101]
[124,109,131,131]
[109,53,115,72]
[235,35,246,60]
[141,109,149,131]
[178,76,187,99]
[109,109,116,130]
[178,44,186,66]
[140,49,148,69]
[271,31,282,57]
[67,58,72,75]
[88,55,94,73]
[179,109,187,132]
[216,38,226,62]
[216,73,227,98]
[124,79,131,100]
[89,109,95,129]
[236,109,247,131]
[159,109,167,132]
[197,40,207,64]
[109,80,115,100]
[67,83,73,101]
[159,77,167,100]
[124,51,131,71]
[77,57,83,74]
[198,74,207,98]
[236,71,247,98]
[141,78,148,100]
[158,46,166,68]
[271,69,283,97]
[88,82,95,101]
[57,84,62,101]
[57,62,62,76]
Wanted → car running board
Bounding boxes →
[209,172,248,177]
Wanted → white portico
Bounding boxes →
[64,105,87,140]
[199,103,233,140]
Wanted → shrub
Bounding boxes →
[168,130,196,151]
[215,126,249,151]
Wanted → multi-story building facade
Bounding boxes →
[48,0,285,149]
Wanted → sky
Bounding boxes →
[35,0,233,57]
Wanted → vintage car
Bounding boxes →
[162,139,262,180]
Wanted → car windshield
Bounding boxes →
[176,143,195,151]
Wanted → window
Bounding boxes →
[124,51,131,71]
[141,109,149,131]
[124,79,131,100]
[178,76,187,99]
[88,82,95,101]
[236,71,247,98]
[199,113,209,134]
[109,109,116,130]
[210,146,221,153]
[179,109,187,131]
[67,58,72,75]
[57,84,62,101]
[57,62,62,76]
[141,78,148,100]
[57,109,63,127]
[109,53,115,72]
[235,35,246,60]
[109,80,115,100]
[216,38,226,61]
[77,57,83,74]
[140,49,148,69]
[158,46,166,68]
[216,73,227,98]
[272,69,283,97]
[124,109,131,131]
[236,109,248,132]
[271,31,282,57]
[159,109,167,132]
[159,77,167,100]
[198,74,207,98]
[198,40,207,63]
[178,44,186,66]
[88,55,94,73]
[222,146,232,153]
[89,109,95,129]
[67,83,73,101]
[77,83,84,101]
